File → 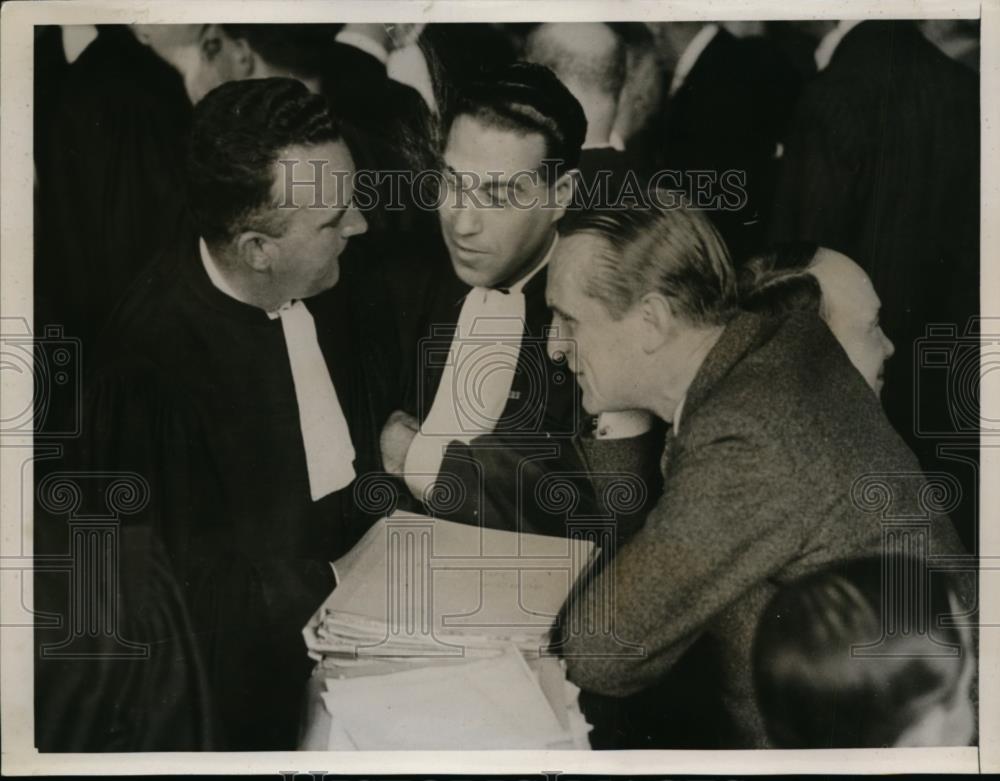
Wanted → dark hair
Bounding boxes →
[444,61,587,178]
[558,203,738,326]
[524,23,627,99]
[753,556,971,748]
[186,77,342,247]
[220,24,343,81]
[739,241,822,316]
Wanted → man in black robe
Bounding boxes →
[77,78,393,749]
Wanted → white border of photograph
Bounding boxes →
[1,0,996,775]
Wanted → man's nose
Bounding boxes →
[882,329,895,359]
[446,195,482,236]
[344,206,368,238]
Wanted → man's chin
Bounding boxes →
[451,260,491,288]
[303,275,340,301]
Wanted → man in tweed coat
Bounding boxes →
[546,206,970,748]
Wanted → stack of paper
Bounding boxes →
[304,512,596,667]
[302,512,596,750]
[321,647,573,750]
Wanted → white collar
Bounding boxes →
[669,24,720,96]
[335,29,389,65]
[581,141,616,151]
[815,20,863,71]
[62,25,98,64]
[386,43,437,114]
[199,237,293,318]
[199,237,244,302]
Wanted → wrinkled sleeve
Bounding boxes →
[560,433,803,696]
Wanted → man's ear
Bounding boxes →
[235,231,280,274]
[549,169,577,223]
[638,292,675,353]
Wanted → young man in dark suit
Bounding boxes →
[547,205,970,748]
[381,62,661,540]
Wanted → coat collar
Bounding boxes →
[681,310,780,423]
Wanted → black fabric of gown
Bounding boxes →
[35,25,192,393]
[71,235,396,749]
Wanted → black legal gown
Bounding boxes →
[80,237,396,749]
[35,26,192,374]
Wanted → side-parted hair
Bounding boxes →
[739,242,823,317]
[559,204,738,326]
[753,556,971,748]
[445,61,587,180]
[186,77,342,247]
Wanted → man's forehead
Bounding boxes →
[444,115,548,178]
[557,232,611,261]
[550,242,594,296]
[270,141,355,209]
[811,249,880,314]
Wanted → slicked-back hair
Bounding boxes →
[186,77,342,248]
[559,204,738,326]
[739,242,823,317]
[753,556,969,748]
[445,61,587,181]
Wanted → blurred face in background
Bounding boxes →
[438,115,571,289]
[134,24,312,104]
[810,248,895,394]
[133,24,230,104]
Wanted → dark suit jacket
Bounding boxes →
[574,146,648,211]
[646,28,801,262]
[560,310,969,748]
[769,20,980,550]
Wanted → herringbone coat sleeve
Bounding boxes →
[562,427,805,696]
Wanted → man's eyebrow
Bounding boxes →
[549,304,574,321]
[319,205,347,228]
[487,177,527,190]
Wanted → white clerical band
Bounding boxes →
[272,301,357,501]
[403,286,525,502]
